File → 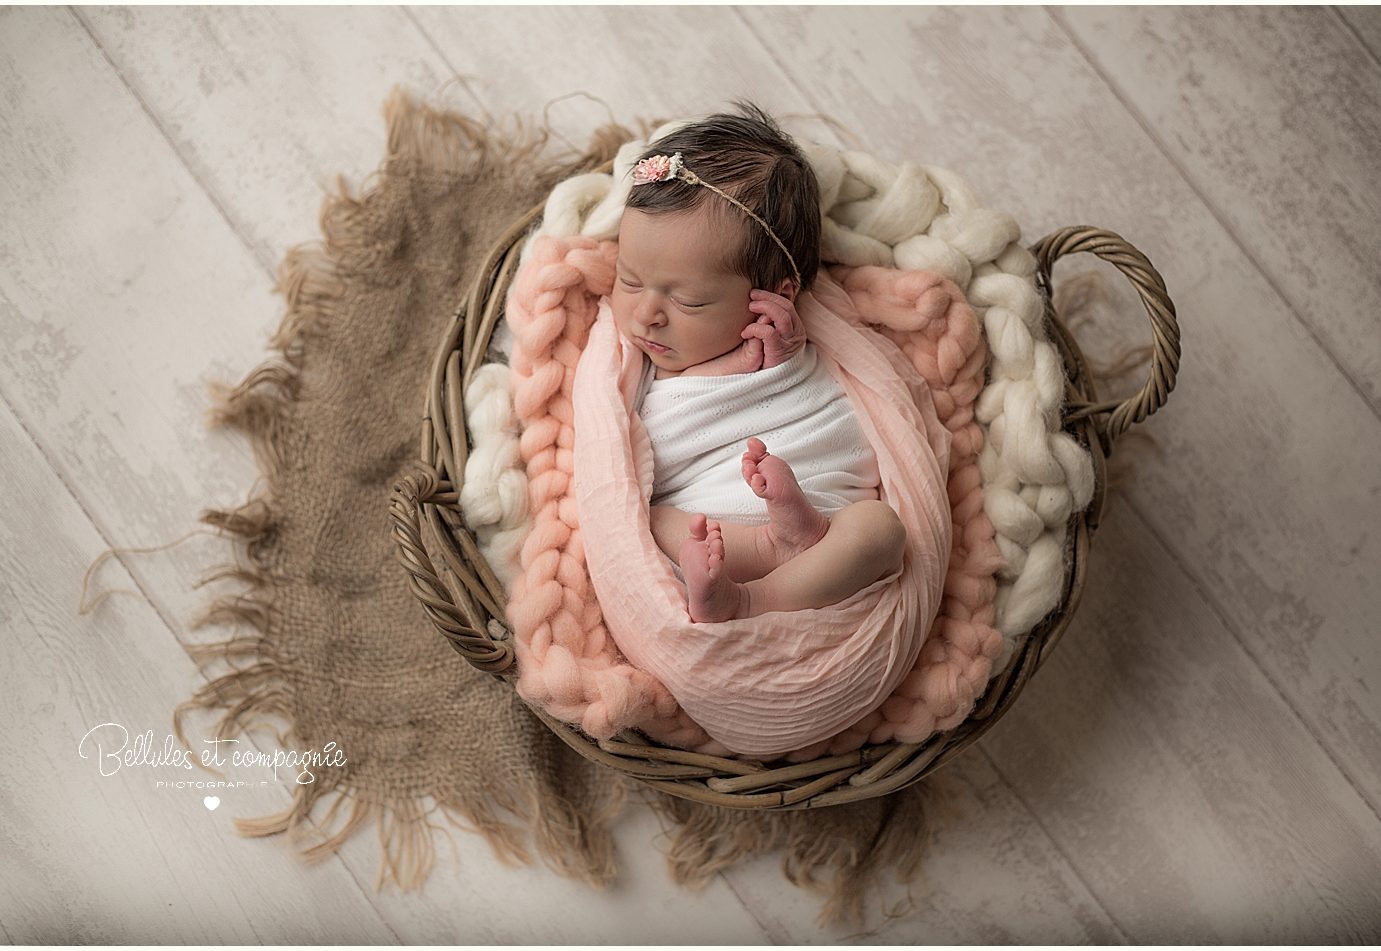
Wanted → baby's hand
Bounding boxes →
[678,334,764,377]
[742,289,806,369]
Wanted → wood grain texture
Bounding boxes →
[74,5,456,268]
[981,504,1381,942]
[1337,5,1381,65]
[408,5,820,142]
[0,397,399,944]
[3,3,1379,943]
[1056,6,1381,413]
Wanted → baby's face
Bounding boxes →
[611,206,755,374]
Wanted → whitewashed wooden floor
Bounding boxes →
[3,5,1380,944]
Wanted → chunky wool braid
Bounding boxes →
[503,237,722,751]
[503,232,1002,756]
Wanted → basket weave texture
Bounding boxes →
[390,133,1181,809]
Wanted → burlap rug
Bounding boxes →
[167,87,968,928]
[171,87,1150,929]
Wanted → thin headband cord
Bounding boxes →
[630,152,804,290]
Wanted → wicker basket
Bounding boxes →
[390,205,1181,809]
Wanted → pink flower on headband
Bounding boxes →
[632,152,684,184]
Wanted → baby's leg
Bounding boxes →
[650,506,778,583]
[679,500,906,622]
[650,437,831,584]
[740,500,907,616]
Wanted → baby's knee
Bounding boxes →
[838,500,907,571]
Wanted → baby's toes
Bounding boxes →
[742,462,768,498]
[688,512,708,541]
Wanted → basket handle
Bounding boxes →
[389,465,515,675]
[1030,226,1181,451]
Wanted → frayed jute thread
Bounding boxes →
[166,85,635,897]
[637,774,957,930]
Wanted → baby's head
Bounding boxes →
[626,102,821,294]
[612,102,821,374]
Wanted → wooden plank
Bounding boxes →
[407,5,825,143]
[1055,6,1381,412]
[980,505,1381,942]
[0,395,399,943]
[1337,5,1381,64]
[1,7,771,941]
[738,0,1381,829]
[74,5,465,266]
[717,750,1128,943]
[0,7,271,556]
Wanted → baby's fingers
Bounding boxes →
[748,298,798,335]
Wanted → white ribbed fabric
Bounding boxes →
[636,337,880,527]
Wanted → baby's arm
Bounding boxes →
[678,332,764,377]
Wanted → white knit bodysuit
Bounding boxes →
[635,342,881,526]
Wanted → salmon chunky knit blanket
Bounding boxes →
[505,237,1002,760]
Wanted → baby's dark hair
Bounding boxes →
[625,101,821,292]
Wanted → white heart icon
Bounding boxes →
[203,796,221,811]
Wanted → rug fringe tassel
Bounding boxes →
[642,785,935,931]
[174,86,634,899]
[175,603,601,893]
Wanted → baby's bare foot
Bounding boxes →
[741,437,830,569]
[680,514,745,622]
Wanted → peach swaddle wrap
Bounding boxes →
[506,235,1004,762]
[572,274,953,758]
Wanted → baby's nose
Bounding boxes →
[636,297,667,327]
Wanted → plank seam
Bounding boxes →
[399,6,494,123]
[1333,5,1381,69]
[66,6,278,279]
[639,801,788,943]
[37,12,406,937]
[1046,6,1381,426]
[0,363,410,939]
[731,8,849,152]
[1120,494,1381,827]
[976,744,1135,942]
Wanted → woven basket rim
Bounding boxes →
[388,192,1179,809]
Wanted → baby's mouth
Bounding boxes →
[636,336,671,354]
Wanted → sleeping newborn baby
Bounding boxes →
[608,104,908,623]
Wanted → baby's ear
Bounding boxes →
[774,278,798,301]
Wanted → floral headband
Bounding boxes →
[631,152,803,289]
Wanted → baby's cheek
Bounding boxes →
[607,298,631,334]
